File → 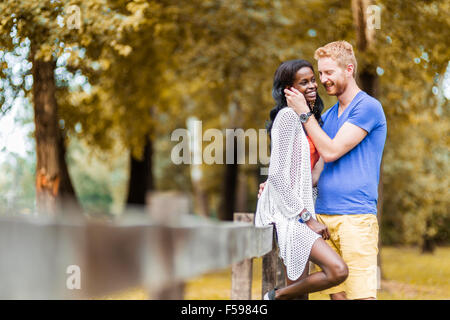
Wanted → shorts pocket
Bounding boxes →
[339,215,379,261]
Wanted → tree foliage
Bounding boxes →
[0,0,448,244]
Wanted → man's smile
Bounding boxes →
[324,81,334,89]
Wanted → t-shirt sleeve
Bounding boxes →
[347,98,385,134]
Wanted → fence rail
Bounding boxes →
[0,210,279,299]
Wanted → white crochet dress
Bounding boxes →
[255,107,321,281]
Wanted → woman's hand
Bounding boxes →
[305,218,330,240]
[284,87,310,115]
[258,181,267,199]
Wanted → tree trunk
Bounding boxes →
[57,127,81,210]
[351,0,376,52]
[192,182,210,217]
[219,135,238,221]
[188,117,210,217]
[359,66,378,97]
[235,168,248,213]
[422,219,436,254]
[32,49,79,215]
[126,136,154,206]
[422,236,436,254]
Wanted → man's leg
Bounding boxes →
[339,214,379,300]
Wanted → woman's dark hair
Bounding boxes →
[266,59,324,135]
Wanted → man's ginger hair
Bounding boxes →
[314,41,357,78]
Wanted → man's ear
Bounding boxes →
[346,64,355,77]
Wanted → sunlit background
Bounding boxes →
[0,0,449,299]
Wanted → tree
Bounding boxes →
[170,0,300,220]
[59,0,188,209]
[0,1,80,214]
[371,0,449,252]
[0,0,125,214]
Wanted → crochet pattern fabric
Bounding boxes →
[255,107,321,280]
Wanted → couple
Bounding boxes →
[255,41,387,300]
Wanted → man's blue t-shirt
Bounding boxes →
[315,91,387,215]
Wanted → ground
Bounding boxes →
[101,246,450,300]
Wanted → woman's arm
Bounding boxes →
[312,157,324,187]
[267,109,307,219]
[265,111,330,239]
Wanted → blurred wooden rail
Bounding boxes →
[0,211,276,299]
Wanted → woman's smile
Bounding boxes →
[305,90,317,100]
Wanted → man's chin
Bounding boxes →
[326,87,338,96]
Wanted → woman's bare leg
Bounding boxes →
[274,238,348,300]
[282,262,309,300]
[330,292,348,300]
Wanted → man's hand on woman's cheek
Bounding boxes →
[284,87,310,114]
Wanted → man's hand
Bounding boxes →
[305,218,330,240]
[258,181,267,199]
[284,87,310,115]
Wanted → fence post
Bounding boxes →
[146,192,191,300]
[231,213,254,300]
[261,225,278,298]
[148,226,185,300]
[276,258,286,288]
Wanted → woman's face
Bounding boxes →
[290,66,318,104]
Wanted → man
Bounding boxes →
[261,41,386,300]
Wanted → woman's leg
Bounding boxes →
[282,262,309,300]
[274,238,348,300]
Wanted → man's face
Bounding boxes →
[317,57,349,96]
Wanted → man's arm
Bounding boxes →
[302,117,367,163]
[284,87,367,163]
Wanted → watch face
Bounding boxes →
[300,112,312,123]
[303,211,311,221]
[300,114,307,122]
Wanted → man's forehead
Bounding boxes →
[317,57,339,70]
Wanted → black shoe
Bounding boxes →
[263,288,277,300]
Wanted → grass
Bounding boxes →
[101,246,450,300]
[377,246,450,300]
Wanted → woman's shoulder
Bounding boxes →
[277,106,297,116]
[274,107,299,125]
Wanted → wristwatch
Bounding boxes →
[299,210,312,223]
[299,112,313,123]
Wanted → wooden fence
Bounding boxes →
[0,210,284,299]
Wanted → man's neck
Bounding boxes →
[337,80,361,110]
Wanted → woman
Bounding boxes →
[255,60,348,300]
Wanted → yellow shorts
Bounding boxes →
[313,213,379,300]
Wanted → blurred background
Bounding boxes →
[0,0,448,299]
